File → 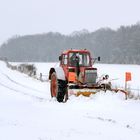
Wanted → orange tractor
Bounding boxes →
[49,49,126,102]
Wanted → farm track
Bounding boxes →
[0,70,48,101]
[1,72,47,94]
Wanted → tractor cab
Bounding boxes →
[69,52,91,67]
[59,50,91,67]
[59,50,98,85]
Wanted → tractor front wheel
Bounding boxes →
[50,72,68,102]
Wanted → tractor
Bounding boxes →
[49,49,123,102]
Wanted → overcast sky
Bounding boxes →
[0,0,140,45]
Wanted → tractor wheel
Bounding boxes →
[50,72,58,98]
[50,72,68,102]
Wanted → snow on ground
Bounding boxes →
[0,61,140,140]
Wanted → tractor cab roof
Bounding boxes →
[62,49,90,55]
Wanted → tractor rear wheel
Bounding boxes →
[50,72,68,102]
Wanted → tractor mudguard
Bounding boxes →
[55,67,66,80]
[49,67,66,81]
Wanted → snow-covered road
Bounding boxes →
[0,61,140,140]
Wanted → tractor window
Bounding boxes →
[82,53,90,66]
[69,52,90,66]
[62,54,68,65]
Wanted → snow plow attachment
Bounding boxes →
[69,88,101,97]
[68,87,128,99]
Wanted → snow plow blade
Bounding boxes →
[76,91,96,97]
[68,89,101,97]
[68,88,128,99]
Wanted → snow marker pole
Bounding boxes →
[125,72,132,99]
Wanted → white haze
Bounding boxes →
[0,0,140,44]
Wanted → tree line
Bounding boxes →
[0,23,140,64]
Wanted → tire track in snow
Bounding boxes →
[1,72,47,94]
[0,81,47,101]
[84,115,140,134]
[0,70,49,101]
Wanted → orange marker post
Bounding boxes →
[125,72,131,82]
[125,72,132,97]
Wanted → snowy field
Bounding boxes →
[0,61,140,140]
